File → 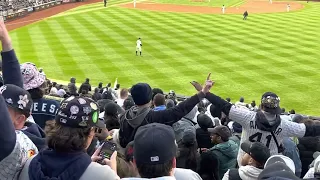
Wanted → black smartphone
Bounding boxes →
[99,141,117,160]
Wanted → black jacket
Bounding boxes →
[119,92,205,148]
[298,136,320,177]
[78,82,91,94]
[196,128,213,149]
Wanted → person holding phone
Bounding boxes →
[19,97,120,180]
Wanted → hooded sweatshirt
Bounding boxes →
[21,122,46,151]
[119,92,205,148]
[173,106,198,143]
[222,165,263,180]
[68,78,77,95]
[18,149,119,180]
[209,140,239,179]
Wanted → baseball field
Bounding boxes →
[6,0,320,114]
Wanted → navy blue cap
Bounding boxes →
[131,83,152,106]
[1,84,33,116]
[134,123,176,164]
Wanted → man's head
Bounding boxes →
[261,92,281,114]
[239,97,244,103]
[116,84,120,90]
[208,126,231,144]
[240,141,270,168]
[85,78,90,83]
[120,88,129,99]
[1,84,33,129]
[153,93,165,107]
[152,88,164,100]
[48,96,105,152]
[251,100,256,107]
[197,113,213,130]
[134,123,177,178]
[98,82,103,88]
[131,83,152,106]
[226,97,231,102]
[123,97,135,110]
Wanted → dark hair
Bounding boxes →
[290,109,295,114]
[98,82,103,88]
[116,84,120,89]
[104,116,120,130]
[152,88,163,100]
[52,82,57,87]
[281,108,286,113]
[123,98,135,110]
[153,94,165,107]
[28,88,44,99]
[226,97,231,102]
[107,83,111,87]
[178,142,198,172]
[46,122,92,153]
[240,97,244,103]
[136,159,173,178]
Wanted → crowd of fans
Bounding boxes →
[0,0,58,14]
[1,18,320,180]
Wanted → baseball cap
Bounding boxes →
[258,162,300,180]
[182,127,196,145]
[1,84,33,116]
[261,92,281,114]
[134,123,176,164]
[241,141,270,165]
[131,83,152,106]
[264,155,295,173]
[208,125,231,141]
[20,63,46,90]
[55,96,105,129]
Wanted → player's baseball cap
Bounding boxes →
[241,141,270,165]
[1,84,33,117]
[261,92,281,114]
[55,96,105,129]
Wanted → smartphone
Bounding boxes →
[99,141,117,160]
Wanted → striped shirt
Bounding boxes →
[228,106,306,166]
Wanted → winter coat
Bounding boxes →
[68,78,77,95]
[209,140,239,179]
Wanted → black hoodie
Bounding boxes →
[119,92,205,148]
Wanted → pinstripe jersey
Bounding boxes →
[228,106,306,166]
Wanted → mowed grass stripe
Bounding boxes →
[10,3,320,114]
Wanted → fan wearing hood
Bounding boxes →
[204,88,320,167]
[68,77,77,96]
[18,97,119,180]
[119,74,213,148]
[222,141,270,180]
[208,126,239,179]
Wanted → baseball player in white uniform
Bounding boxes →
[134,0,136,8]
[222,5,226,14]
[204,90,320,167]
[136,38,142,56]
[287,4,290,12]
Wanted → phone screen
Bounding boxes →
[99,141,117,160]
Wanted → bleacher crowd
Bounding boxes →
[1,19,320,180]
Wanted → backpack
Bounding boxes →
[229,169,242,180]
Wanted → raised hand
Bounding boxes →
[0,18,12,52]
[202,73,214,94]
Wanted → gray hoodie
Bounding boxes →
[222,165,262,180]
[121,168,202,180]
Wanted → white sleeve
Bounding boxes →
[281,120,306,138]
[303,168,314,179]
[228,106,256,128]
[222,170,230,180]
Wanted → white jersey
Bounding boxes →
[0,131,38,179]
[228,106,306,166]
[136,39,142,48]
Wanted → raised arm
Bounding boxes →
[152,73,213,125]
[0,20,23,88]
[0,88,17,161]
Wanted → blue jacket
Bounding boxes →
[283,137,302,177]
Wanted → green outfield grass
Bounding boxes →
[8,1,320,115]
[148,0,245,7]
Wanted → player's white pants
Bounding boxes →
[136,46,142,52]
